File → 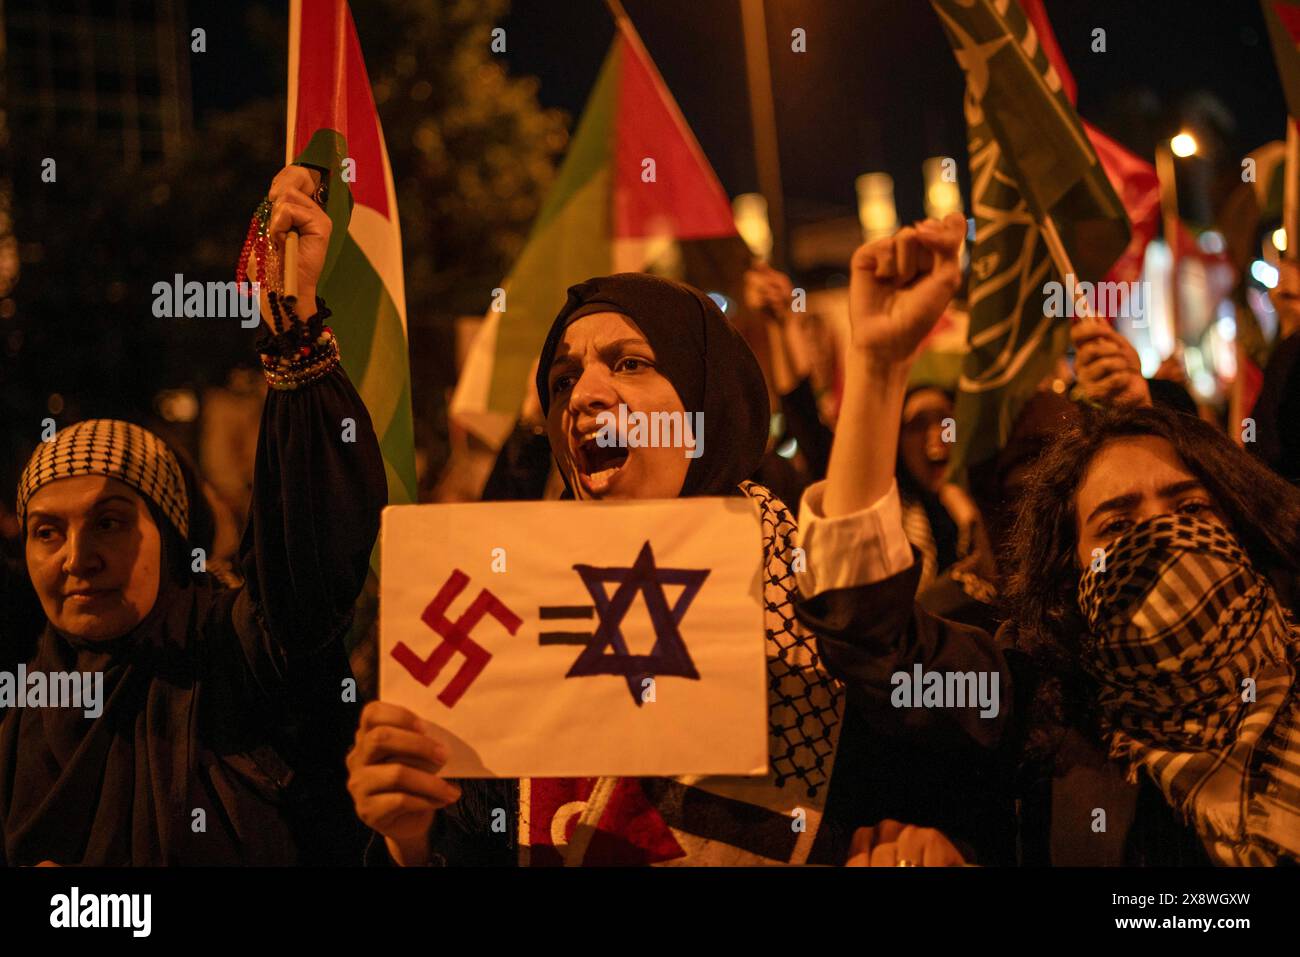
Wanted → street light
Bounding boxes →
[1170,132,1199,158]
[733,193,774,261]
[856,173,899,242]
[922,157,963,220]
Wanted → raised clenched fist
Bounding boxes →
[847,212,966,364]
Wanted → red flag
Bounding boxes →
[1089,125,1161,286]
[1022,0,1161,288]
[612,23,737,245]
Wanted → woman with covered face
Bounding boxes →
[803,215,1300,864]
[0,165,388,865]
[348,217,1002,865]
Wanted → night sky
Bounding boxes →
[189,0,1285,228]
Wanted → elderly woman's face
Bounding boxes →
[1073,435,1225,567]
[546,312,692,500]
[24,475,162,640]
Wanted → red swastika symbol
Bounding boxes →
[391,569,522,707]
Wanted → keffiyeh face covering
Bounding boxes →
[1076,513,1300,865]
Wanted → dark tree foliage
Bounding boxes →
[1,0,565,494]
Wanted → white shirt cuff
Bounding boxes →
[794,479,915,598]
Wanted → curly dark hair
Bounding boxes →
[1002,403,1300,756]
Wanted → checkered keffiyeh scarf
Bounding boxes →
[741,480,844,795]
[17,419,189,537]
[1077,513,1300,865]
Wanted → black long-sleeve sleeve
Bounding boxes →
[214,358,386,864]
[229,363,388,687]
[794,561,1035,863]
[796,560,1035,771]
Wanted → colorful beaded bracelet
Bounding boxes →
[261,337,341,391]
[257,294,341,391]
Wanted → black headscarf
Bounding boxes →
[534,273,770,497]
[2,576,200,865]
[895,385,959,570]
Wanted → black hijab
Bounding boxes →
[1,577,199,865]
[534,273,770,497]
[896,385,960,569]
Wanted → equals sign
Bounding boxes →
[538,605,594,645]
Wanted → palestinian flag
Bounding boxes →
[451,13,742,448]
[286,0,416,507]
[930,0,1130,478]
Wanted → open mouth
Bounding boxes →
[574,431,630,496]
[925,449,950,484]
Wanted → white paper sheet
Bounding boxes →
[379,496,768,778]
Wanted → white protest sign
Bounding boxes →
[379,497,768,778]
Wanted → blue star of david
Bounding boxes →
[566,541,709,705]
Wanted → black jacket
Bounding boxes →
[797,558,1212,865]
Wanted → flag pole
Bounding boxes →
[1038,214,1093,321]
[283,236,300,300]
[283,0,302,300]
[1155,141,1181,343]
[738,0,787,270]
[1285,118,1299,263]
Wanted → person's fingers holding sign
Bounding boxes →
[846,819,968,867]
[1070,319,1151,409]
[347,700,462,866]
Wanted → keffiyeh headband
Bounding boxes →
[17,419,190,538]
